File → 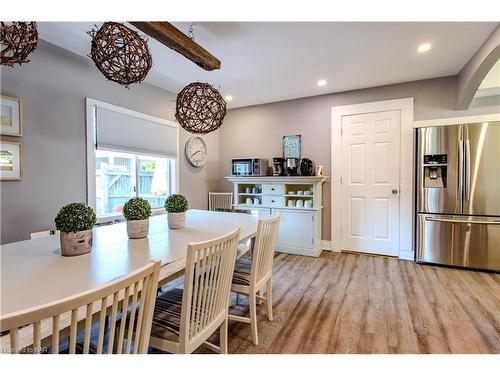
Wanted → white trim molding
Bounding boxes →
[321,240,335,252]
[331,98,415,260]
[398,250,415,261]
[414,113,500,128]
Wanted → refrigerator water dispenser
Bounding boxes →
[423,154,447,188]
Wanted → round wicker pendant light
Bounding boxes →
[0,22,38,67]
[88,22,152,87]
[175,82,227,134]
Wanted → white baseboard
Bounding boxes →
[399,250,415,261]
[321,240,343,252]
[322,243,414,259]
[275,246,322,257]
[287,242,413,257]
[321,240,332,251]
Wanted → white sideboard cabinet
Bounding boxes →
[226,176,328,257]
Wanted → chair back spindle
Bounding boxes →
[0,261,161,354]
[208,192,233,211]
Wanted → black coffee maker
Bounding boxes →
[273,157,286,176]
[300,158,314,176]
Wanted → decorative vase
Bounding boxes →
[60,229,93,257]
[168,212,186,229]
[127,218,149,239]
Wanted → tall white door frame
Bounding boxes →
[331,98,414,260]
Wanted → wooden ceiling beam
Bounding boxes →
[129,22,221,71]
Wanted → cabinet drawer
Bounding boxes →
[262,184,284,195]
[262,196,284,207]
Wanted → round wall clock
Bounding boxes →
[185,136,208,167]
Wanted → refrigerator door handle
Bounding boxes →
[465,138,471,201]
[458,139,464,200]
[424,217,500,225]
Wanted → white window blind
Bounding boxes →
[95,107,178,158]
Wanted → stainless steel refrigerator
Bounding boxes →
[416,122,500,271]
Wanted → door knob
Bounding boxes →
[392,189,399,195]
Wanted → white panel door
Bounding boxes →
[341,110,400,256]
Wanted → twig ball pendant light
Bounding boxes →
[88,22,152,87]
[175,82,227,134]
[0,22,38,67]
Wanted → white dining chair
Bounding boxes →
[228,214,280,345]
[145,228,240,354]
[0,260,161,354]
[208,192,233,211]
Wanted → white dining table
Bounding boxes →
[0,209,258,351]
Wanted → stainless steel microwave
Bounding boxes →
[231,158,269,176]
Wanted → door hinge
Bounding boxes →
[340,177,343,184]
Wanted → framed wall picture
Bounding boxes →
[1,94,23,136]
[0,141,23,180]
[283,134,301,159]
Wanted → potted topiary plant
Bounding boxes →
[164,194,188,229]
[123,197,152,239]
[54,202,97,257]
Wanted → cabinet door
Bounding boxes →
[275,209,315,250]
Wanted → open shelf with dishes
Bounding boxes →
[237,183,262,194]
[283,183,314,208]
[237,195,262,206]
[284,195,313,209]
[284,184,313,196]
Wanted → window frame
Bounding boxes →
[86,98,179,223]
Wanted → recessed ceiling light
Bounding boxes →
[417,43,432,53]
[317,79,327,87]
[225,95,233,101]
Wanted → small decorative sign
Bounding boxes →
[283,135,301,159]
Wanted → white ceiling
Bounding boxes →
[38,22,498,108]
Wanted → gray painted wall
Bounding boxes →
[218,76,500,240]
[0,40,219,244]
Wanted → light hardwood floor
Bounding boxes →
[194,251,500,354]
